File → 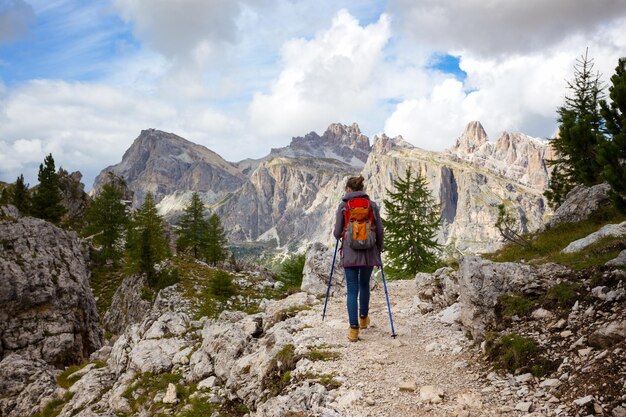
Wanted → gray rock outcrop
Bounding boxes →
[547,183,611,228]
[103,274,151,335]
[457,256,567,340]
[0,206,103,366]
[0,353,59,417]
[562,221,626,253]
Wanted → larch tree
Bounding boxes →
[31,154,66,223]
[126,193,171,285]
[176,192,210,259]
[382,167,441,275]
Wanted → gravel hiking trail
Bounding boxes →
[298,279,503,417]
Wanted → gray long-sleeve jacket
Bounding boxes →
[333,191,384,267]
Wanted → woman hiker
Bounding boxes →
[333,175,384,342]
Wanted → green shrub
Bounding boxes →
[209,270,236,299]
[488,333,538,373]
[544,282,579,308]
[497,294,537,319]
[277,254,306,290]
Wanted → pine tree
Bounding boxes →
[31,154,66,223]
[205,213,227,265]
[0,187,10,206]
[547,50,606,192]
[12,174,31,214]
[599,57,626,212]
[126,193,170,285]
[382,168,441,275]
[176,193,210,259]
[84,183,130,263]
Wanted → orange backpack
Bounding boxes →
[343,197,377,250]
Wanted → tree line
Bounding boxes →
[0,161,228,286]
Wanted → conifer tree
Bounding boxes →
[176,193,210,259]
[31,154,66,223]
[599,57,626,212]
[12,174,31,214]
[382,168,441,275]
[547,50,606,198]
[0,187,10,206]
[126,193,170,285]
[84,183,129,263]
[206,213,227,265]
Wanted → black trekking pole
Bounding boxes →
[379,264,398,338]
[322,239,339,321]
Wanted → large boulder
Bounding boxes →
[547,183,611,228]
[301,242,346,296]
[457,256,567,340]
[0,206,103,367]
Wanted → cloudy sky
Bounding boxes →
[1,0,626,189]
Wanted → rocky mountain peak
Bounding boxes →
[91,129,246,208]
[372,133,415,154]
[270,122,372,166]
[452,121,489,155]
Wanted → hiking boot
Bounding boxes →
[348,327,359,342]
[359,315,370,329]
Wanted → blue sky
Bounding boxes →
[1,0,626,188]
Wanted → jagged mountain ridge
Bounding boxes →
[91,121,552,253]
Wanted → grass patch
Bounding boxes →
[56,361,106,389]
[497,294,537,320]
[30,392,74,417]
[262,344,300,398]
[486,205,626,267]
[89,264,126,318]
[543,282,579,309]
[487,333,555,377]
[122,372,183,413]
[274,305,311,322]
[306,345,341,362]
[301,372,342,390]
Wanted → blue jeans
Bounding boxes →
[345,266,374,328]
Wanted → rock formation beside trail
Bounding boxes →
[0,205,102,367]
[103,274,152,335]
[547,183,612,228]
[301,242,346,296]
[456,257,569,340]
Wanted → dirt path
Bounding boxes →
[298,280,504,417]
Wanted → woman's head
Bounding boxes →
[346,175,364,192]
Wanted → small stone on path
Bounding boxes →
[162,383,178,404]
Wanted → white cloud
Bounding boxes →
[0,80,246,188]
[0,0,35,42]
[384,16,626,149]
[113,0,255,62]
[389,0,626,57]
[249,9,391,138]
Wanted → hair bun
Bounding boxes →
[346,175,365,191]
